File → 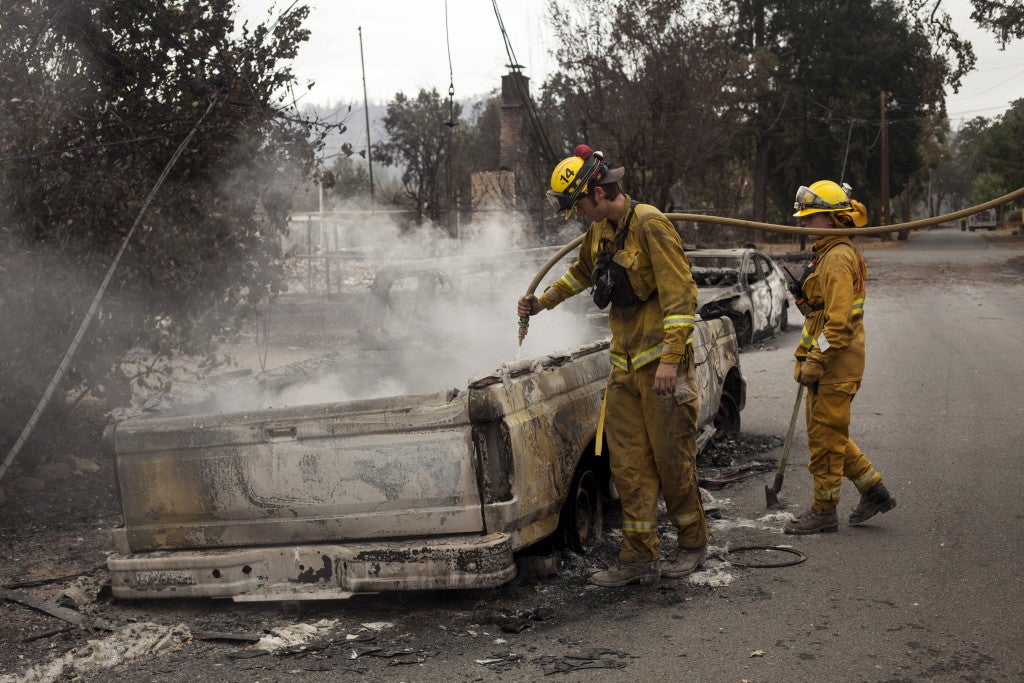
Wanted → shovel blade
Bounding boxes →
[765,472,784,509]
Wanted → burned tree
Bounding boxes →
[0,1,327,455]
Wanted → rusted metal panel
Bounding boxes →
[110,390,483,552]
[694,317,741,429]
[468,341,609,550]
[107,533,515,599]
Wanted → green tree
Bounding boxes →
[914,113,953,217]
[976,99,1024,190]
[954,116,992,169]
[372,88,467,227]
[533,0,972,238]
[926,115,991,216]
[327,155,371,203]
[971,0,1024,46]
[462,96,502,174]
[726,0,973,226]
[928,122,973,215]
[0,1,324,450]
[971,171,1007,206]
[542,1,744,213]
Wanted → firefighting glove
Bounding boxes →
[797,358,825,386]
[793,360,804,383]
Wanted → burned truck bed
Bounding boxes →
[104,319,744,601]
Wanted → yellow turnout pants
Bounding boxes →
[605,360,708,563]
[805,381,882,513]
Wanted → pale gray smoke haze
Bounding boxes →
[189,210,605,416]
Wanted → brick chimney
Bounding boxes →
[499,71,530,173]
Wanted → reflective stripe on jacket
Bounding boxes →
[539,196,698,369]
[794,235,867,383]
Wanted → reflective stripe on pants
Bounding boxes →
[805,380,882,513]
[605,359,708,563]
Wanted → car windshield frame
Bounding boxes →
[687,253,744,288]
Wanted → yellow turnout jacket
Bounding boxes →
[538,196,697,370]
[795,235,867,383]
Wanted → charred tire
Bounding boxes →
[713,392,741,442]
[780,303,790,332]
[559,467,604,553]
[732,313,754,347]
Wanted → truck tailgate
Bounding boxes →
[108,391,483,552]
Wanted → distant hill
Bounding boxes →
[300,101,387,162]
[301,93,492,161]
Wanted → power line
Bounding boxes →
[491,0,557,164]
[950,67,1024,100]
[0,98,219,485]
[444,1,457,235]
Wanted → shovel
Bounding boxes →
[765,384,804,509]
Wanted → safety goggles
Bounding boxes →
[546,188,584,213]
[546,155,602,214]
[793,184,852,212]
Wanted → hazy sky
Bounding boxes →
[235,0,1023,128]
[234,0,556,104]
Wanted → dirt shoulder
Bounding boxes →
[977,227,1024,276]
[978,226,1024,246]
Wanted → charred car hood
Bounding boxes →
[697,285,742,308]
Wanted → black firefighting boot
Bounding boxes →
[784,508,839,535]
[848,484,897,525]
[589,560,660,587]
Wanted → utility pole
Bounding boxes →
[444,1,458,240]
[359,27,375,207]
[880,90,890,234]
[750,0,767,225]
[799,84,809,251]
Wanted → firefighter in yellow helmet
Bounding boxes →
[786,180,897,534]
[518,144,707,586]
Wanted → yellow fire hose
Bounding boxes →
[517,234,588,345]
[517,185,1024,346]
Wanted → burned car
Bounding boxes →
[103,316,745,601]
[687,247,791,345]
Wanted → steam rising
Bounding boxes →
[165,210,605,416]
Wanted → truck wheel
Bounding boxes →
[560,468,604,553]
[713,392,741,441]
[780,303,790,332]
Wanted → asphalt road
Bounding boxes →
[708,227,1024,682]
[7,228,1022,683]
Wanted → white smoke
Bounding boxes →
[171,209,604,415]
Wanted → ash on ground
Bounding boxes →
[519,431,785,594]
[0,412,787,681]
[700,433,782,469]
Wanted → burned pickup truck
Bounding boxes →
[104,318,745,601]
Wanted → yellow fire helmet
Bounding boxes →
[793,180,852,216]
[793,179,868,227]
[546,144,624,216]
